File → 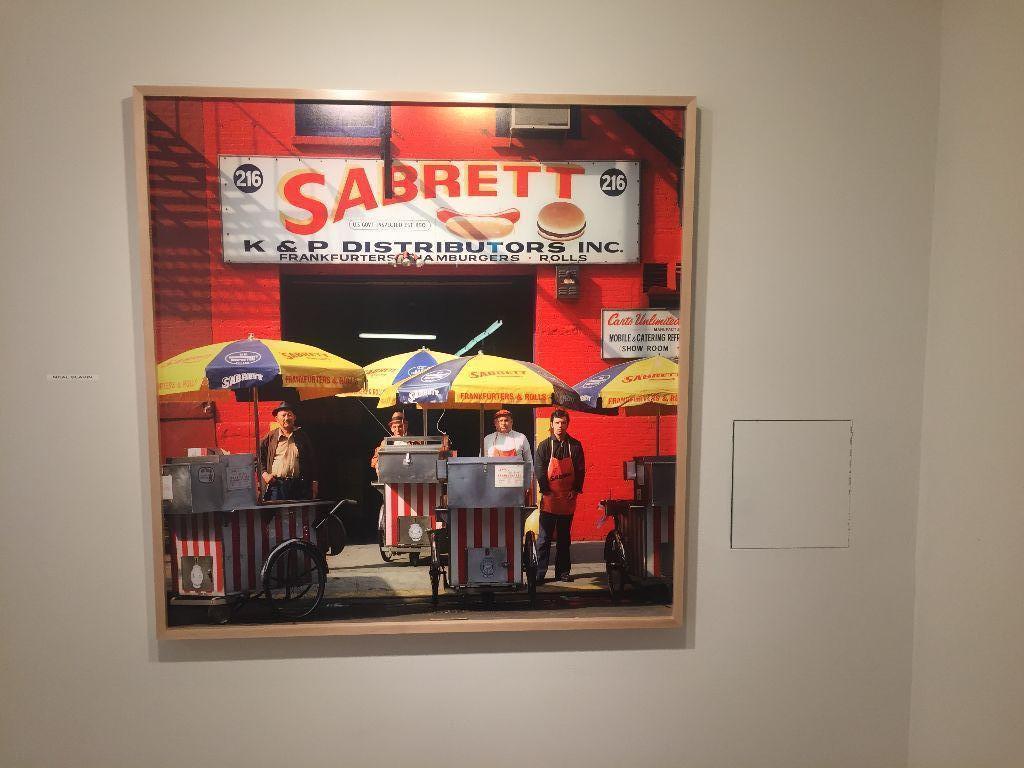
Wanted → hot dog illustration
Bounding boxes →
[436,208,520,240]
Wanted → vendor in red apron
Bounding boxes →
[483,409,533,501]
[534,408,586,582]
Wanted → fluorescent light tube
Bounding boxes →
[358,333,437,340]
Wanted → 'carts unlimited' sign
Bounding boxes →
[219,157,639,266]
[602,309,680,358]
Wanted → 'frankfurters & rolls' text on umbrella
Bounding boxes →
[377,351,586,452]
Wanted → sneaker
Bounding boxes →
[557,572,573,582]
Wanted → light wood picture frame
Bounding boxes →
[135,86,697,639]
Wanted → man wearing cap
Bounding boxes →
[259,402,318,501]
[370,411,412,471]
[534,409,585,582]
[483,409,533,500]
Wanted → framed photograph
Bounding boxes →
[134,87,696,638]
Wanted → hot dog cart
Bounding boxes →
[430,456,537,606]
[600,455,676,600]
[162,452,347,622]
[373,437,445,565]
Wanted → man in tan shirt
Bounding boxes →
[370,411,411,471]
[259,402,318,501]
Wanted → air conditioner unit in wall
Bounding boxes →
[510,106,572,131]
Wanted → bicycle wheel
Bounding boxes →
[429,534,442,606]
[261,539,326,619]
[604,530,628,602]
[378,505,394,562]
[523,530,539,605]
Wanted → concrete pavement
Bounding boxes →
[324,542,608,598]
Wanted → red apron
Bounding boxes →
[541,447,577,516]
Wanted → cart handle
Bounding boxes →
[325,498,357,517]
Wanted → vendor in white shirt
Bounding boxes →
[483,409,534,498]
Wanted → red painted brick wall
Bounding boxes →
[147,99,682,539]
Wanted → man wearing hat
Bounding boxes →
[370,411,413,470]
[259,402,318,501]
[483,409,533,499]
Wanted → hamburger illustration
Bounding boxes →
[536,201,586,241]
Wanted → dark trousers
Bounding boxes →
[536,512,573,579]
[264,477,311,501]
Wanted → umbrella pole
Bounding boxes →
[656,407,661,457]
[253,387,261,458]
[423,408,428,437]
[253,387,261,495]
[479,405,484,456]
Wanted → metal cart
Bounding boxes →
[162,453,348,622]
[429,456,538,606]
[601,455,676,601]
[374,437,445,565]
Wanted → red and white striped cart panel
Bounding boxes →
[447,506,523,588]
[167,505,321,597]
[382,482,442,547]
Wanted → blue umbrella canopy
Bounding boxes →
[337,348,459,399]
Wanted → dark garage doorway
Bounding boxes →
[282,274,537,543]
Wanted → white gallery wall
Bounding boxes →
[1,1,1015,766]
[909,2,1024,766]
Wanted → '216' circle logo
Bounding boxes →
[233,164,263,193]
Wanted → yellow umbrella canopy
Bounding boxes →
[377,351,585,452]
[377,351,583,411]
[158,336,366,401]
[157,335,366,461]
[573,355,678,409]
[337,347,458,399]
[573,355,679,454]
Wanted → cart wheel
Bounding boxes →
[430,536,446,602]
[207,604,233,625]
[429,567,440,606]
[523,531,539,605]
[654,580,673,603]
[409,552,421,567]
[261,539,326,619]
[429,535,441,606]
[430,534,441,567]
[605,530,628,602]
[314,510,347,557]
[378,523,394,563]
[324,511,347,557]
[437,527,450,566]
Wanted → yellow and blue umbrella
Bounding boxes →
[157,334,365,459]
[378,351,585,452]
[573,355,678,410]
[573,355,678,454]
[158,335,366,401]
[338,347,458,400]
[338,346,459,438]
[378,351,583,411]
